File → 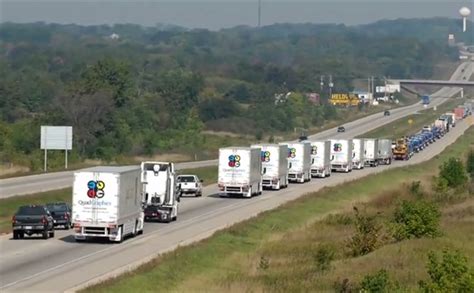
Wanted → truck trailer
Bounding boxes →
[330,139,353,172]
[283,142,312,183]
[218,147,262,197]
[378,139,393,165]
[72,166,145,243]
[310,140,331,178]
[363,138,379,167]
[252,144,288,190]
[141,161,180,223]
[352,139,365,169]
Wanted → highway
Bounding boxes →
[0,61,472,292]
[0,61,471,199]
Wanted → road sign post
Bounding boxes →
[40,126,73,172]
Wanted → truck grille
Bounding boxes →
[288,174,296,179]
[226,187,241,192]
[84,227,107,235]
[262,179,272,185]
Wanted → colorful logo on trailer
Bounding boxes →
[87,180,105,198]
[311,146,318,155]
[333,143,342,152]
[228,155,241,167]
[288,148,296,158]
[261,151,271,162]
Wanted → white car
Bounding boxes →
[177,175,203,197]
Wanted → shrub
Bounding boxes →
[408,181,424,198]
[467,149,474,179]
[392,200,441,241]
[439,157,468,188]
[360,269,391,292]
[347,207,382,256]
[314,243,336,272]
[324,213,353,226]
[333,278,357,293]
[258,255,269,271]
[419,250,474,292]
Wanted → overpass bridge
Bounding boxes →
[388,79,474,87]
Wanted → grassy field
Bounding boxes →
[359,98,464,139]
[0,166,218,234]
[83,126,474,292]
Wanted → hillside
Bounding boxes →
[0,19,462,169]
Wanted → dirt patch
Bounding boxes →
[0,164,30,176]
[133,153,192,163]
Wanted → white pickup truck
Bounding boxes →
[177,175,203,197]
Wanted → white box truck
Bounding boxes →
[252,144,288,190]
[310,140,331,178]
[377,139,393,165]
[283,142,312,183]
[72,166,144,243]
[352,139,365,170]
[218,147,262,197]
[330,139,353,172]
[141,161,180,223]
[364,138,379,167]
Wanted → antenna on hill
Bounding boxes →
[258,0,262,27]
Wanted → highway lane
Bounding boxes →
[0,116,471,293]
[0,61,471,198]
[0,62,472,292]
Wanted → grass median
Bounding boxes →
[83,125,473,292]
[359,98,464,139]
[0,166,217,234]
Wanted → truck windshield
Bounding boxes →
[178,176,195,183]
[17,206,46,215]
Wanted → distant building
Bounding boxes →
[274,92,292,105]
[376,84,400,94]
[448,34,456,47]
[305,93,321,105]
[352,90,372,103]
[109,33,120,40]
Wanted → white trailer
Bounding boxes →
[141,161,180,222]
[330,139,353,172]
[218,147,262,197]
[364,138,379,167]
[72,166,144,243]
[252,144,288,190]
[377,139,393,165]
[310,140,331,178]
[352,139,365,170]
[283,142,312,183]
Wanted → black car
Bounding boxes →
[12,205,55,239]
[46,202,72,229]
[337,126,345,132]
[144,204,174,223]
[384,110,390,116]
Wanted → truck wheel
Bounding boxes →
[49,230,55,238]
[42,229,49,240]
[65,223,70,230]
[13,231,18,240]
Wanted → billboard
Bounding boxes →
[40,126,73,150]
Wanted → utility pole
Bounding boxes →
[258,0,261,27]
[320,75,324,91]
[329,75,334,98]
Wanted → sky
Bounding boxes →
[0,0,473,30]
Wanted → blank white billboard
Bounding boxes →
[41,126,73,150]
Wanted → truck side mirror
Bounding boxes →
[200,179,204,183]
[262,167,267,175]
[289,163,292,169]
[311,158,314,164]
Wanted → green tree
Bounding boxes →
[467,149,474,179]
[392,200,441,241]
[419,250,474,292]
[439,157,468,188]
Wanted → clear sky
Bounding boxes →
[0,0,473,30]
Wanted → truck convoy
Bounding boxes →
[352,139,365,169]
[421,95,430,105]
[310,141,331,178]
[330,139,353,172]
[284,142,312,183]
[218,147,262,197]
[252,144,288,190]
[72,166,145,242]
[141,161,180,223]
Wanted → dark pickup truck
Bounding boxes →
[46,202,72,229]
[12,205,55,239]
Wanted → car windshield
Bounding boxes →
[46,204,68,212]
[145,206,159,212]
[178,176,195,183]
[17,206,46,215]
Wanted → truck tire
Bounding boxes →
[42,229,49,240]
[49,230,55,238]
[13,231,18,239]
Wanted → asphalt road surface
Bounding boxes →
[0,62,472,293]
[1,61,472,199]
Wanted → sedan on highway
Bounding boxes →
[337,126,346,132]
